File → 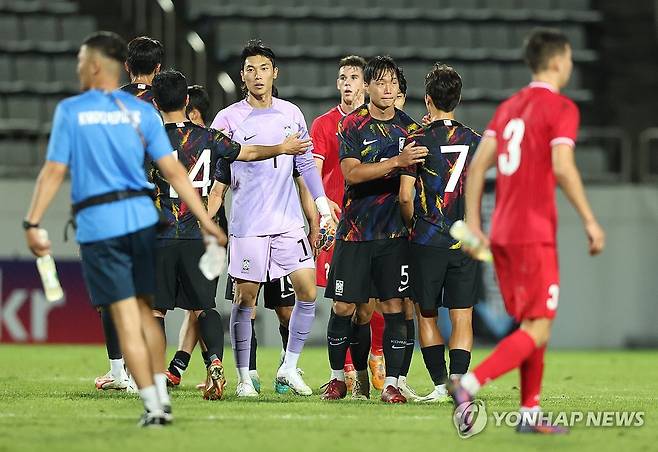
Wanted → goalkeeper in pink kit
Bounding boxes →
[210,40,336,396]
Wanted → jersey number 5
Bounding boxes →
[499,118,525,175]
[440,145,469,192]
[169,148,211,198]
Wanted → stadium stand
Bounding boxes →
[0,0,96,173]
[1,0,656,181]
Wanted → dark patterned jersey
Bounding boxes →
[401,119,480,248]
[151,121,240,240]
[120,83,155,105]
[336,104,420,241]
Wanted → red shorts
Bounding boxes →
[316,246,334,288]
[491,244,560,322]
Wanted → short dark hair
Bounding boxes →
[240,39,276,69]
[152,70,187,113]
[339,55,366,70]
[364,55,401,85]
[82,31,127,63]
[523,28,570,73]
[398,67,407,95]
[186,84,210,124]
[425,63,462,112]
[126,36,164,76]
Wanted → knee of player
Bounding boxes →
[521,318,552,347]
[235,290,258,306]
[333,301,356,317]
[294,286,316,301]
[275,306,292,325]
[354,305,374,324]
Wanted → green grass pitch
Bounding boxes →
[0,345,656,452]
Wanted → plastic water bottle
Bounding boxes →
[35,230,64,302]
[449,220,493,262]
[198,236,227,280]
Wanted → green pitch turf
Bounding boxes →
[0,346,656,452]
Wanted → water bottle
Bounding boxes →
[449,220,493,262]
[198,236,227,280]
[35,230,64,302]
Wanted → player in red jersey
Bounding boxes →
[311,56,387,393]
[449,28,605,434]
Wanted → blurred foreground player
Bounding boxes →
[95,34,163,391]
[24,32,225,426]
[310,55,387,392]
[399,63,480,403]
[448,28,605,434]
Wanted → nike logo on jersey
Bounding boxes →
[363,139,377,146]
[244,134,257,141]
[299,257,312,263]
[398,285,409,292]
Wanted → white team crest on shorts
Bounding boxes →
[241,259,250,273]
[335,280,344,296]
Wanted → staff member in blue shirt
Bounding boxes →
[22,31,226,427]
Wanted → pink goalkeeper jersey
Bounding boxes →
[211,97,314,238]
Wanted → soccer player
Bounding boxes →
[162,85,229,388]
[449,28,605,434]
[94,34,164,392]
[210,40,335,397]
[311,55,387,393]
[399,63,480,403]
[23,32,225,426]
[322,56,428,403]
[210,163,319,394]
[149,70,310,400]
[120,36,163,103]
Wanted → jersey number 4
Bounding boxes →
[499,118,525,175]
[440,145,469,192]
[169,148,211,198]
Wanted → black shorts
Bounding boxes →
[154,240,218,311]
[80,225,156,307]
[325,238,410,303]
[224,275,295,310]
[409,243,479,313]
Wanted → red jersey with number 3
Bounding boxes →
[485,82,580,246]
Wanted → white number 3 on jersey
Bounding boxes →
[169,148,211,198]
[546,284,559,311]
[499,118,525,175]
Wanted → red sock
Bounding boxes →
[344,348,353,367]
[370,311,384,356]
[473,329,536,386]
[520,345,545,408]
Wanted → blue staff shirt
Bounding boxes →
[46,89,173,243]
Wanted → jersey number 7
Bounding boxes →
[440,145,469,192]
[169,148,211,198]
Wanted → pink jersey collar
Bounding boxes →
[528,81,558,93]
